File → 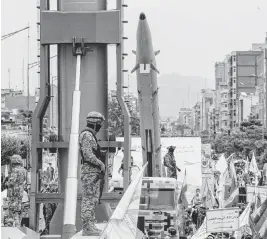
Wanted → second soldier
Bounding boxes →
[163,146,181,179]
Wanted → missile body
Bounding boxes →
[132,13,162,177]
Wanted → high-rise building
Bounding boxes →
[178,108,193,128]
[192,102,201,135]
[255,44,267,127]
[213,81,229,133]
[227,50,262,129]
[238,93,259,123]
[215,62,226,90]
[200,89,215,132]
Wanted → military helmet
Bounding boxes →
[167,146,176,150]
[168,227,177,236]
[86,111,105,124]
[10,154,23,165]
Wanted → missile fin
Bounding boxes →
[132,50,136,55]
[154,50,160,56]
[150,63,160,74]
[131,64,140,74]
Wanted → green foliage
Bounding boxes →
[108,95,140,136]
[212,118,267,168]
[1,135,21,165]
[1,135,30,165]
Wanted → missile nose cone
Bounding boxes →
[139,12,146,20]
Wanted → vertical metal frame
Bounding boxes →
[116,0,131,190]
[30,0,51,231]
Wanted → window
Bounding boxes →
[140,188,175,210]
[233,56,236,62]
[225,104,227,107]
[225,122,227,126]
[233,67,236,72]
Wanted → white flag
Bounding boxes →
[215,154,228,174]
[249,152,260,176]
[191,217,212,239]
[99,162,147,239]
[216,169,228,208]
[234,202,252,237]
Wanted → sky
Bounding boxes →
[1,0,267,96]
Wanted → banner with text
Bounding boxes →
[206,207,239,233]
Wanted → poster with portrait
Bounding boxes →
[201,144,212,174]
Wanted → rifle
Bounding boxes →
[98,150,107,204]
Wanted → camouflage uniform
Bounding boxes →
[4,217,15,227]
[42,183,58,235]
[164,147,177,179]
[79,111,105,236]
[7,155,27,227]
[21,190,30,219]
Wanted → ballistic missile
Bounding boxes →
[131,12,162,177]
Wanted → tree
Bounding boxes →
[212,118,267,168]
[108,97,124,136]
[1,135,21,165]
[1,135,31,166]
[108,94,140,136]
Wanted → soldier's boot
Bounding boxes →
[82,221,101,236]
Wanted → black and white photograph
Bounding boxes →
[1,0,267,238]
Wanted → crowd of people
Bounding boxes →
[2,111,266,238]
[1,153,58,235]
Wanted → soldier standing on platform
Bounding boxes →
[79,111,106,236]
[164,146,181,179]
[7,155,27,227]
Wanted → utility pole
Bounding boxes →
[22,59,25,94]
[8,68,11,89]
[26,24,30,173]
[27,23,30,111]
[188,84,190,102]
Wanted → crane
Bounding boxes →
[1,26,30,41]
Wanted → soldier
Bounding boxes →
[41,183,58,235]
[191,188,202,227]
[4,217,14,227]
[164,146,181,179]
[165,227,179,238]
[79,111,106,236]
[7,155,27,227]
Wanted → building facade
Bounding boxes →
[215,62,226,90]
[256,47,267,127]
[227,51,262,129]
[1,89,23,109]
[178,108,193,128]
[238,93,259,123]
[5,96,35,111]
[192,102,201,135]
[200,89,215,132]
